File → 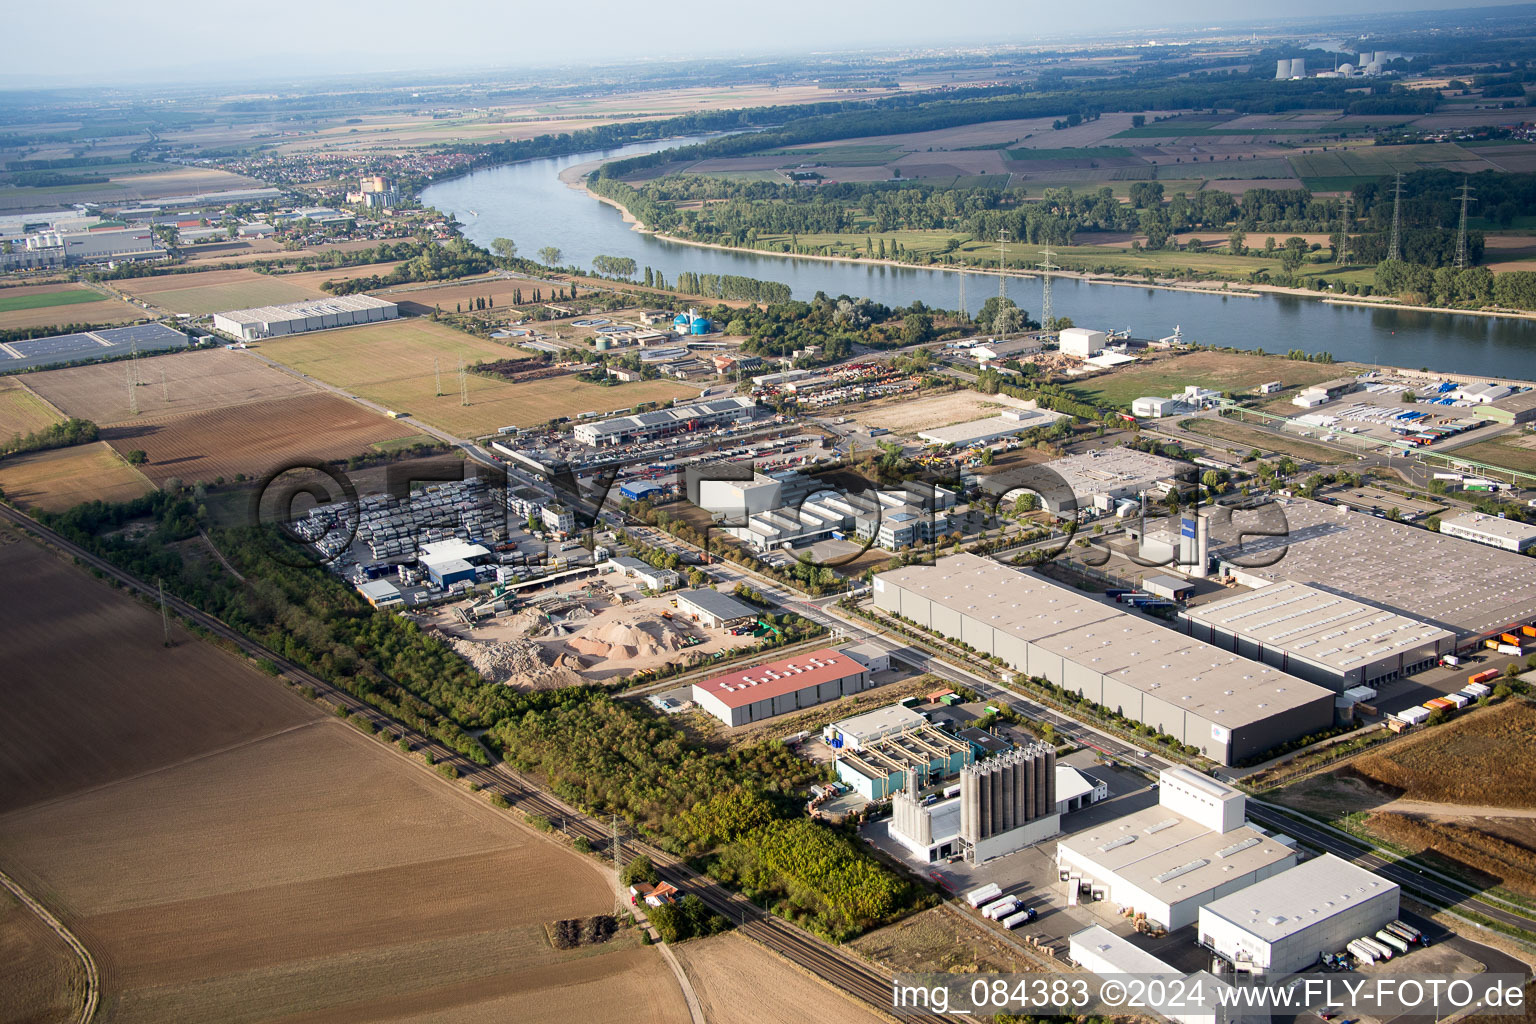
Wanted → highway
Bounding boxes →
[0,502,967,1024]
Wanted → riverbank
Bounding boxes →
[572,173,1536,325]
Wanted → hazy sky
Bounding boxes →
[6,0,1529,86]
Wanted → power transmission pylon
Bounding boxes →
[1338,194,1352,265]
[459,362,469,407]
[434,357,443,397]
[157,578,172,647]
[997,229,1009,304]
[1388,172,1404,262]
[957,268,966,322]
[125,361,138,417]
[1455,177,1475,271]
[161,367,169,403]
[1038,245,1058,340]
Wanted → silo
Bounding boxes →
[1276,59,1291,80]
[1290,58,1306,78]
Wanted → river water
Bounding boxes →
[423,136,1536,380]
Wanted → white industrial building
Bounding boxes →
[1034,448,1187,515]
[1181,581,1454,690]
[1059,327,1107,358]
[212,295,398,340]
[572,396,758,446]
[1132,396,1183,418]
[1056,768,1297,930]
[675,588,758,629]
[1453,382,1515,404]
[1070,927,1243,1024]
[1438,512,1536,554]
[873,555,1335,764]
[1199,854,1399,975]
[824,704,925,750]
[1056,765,1109,813]
[604,556,680,592]
[916,405,1065,447]
[691,649,872,727]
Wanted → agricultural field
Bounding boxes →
[102,391,418,485]
[1444,433,1536,476]
[0,282,144,331]
[1287,143,1494,191]
[0,538,679,1023]
[1063,350,1353,410]
[376,274,559,316]
[850,905,1044,974]
[23,348,316,424]
[0,377,62,438]
[1177,416,1351,464]
[1350,700,1536,809]
[673,932,886,1024]
[0,888,80,1024]
[114,268,330,316]
[257,317,696,436]
[0,441,152,510]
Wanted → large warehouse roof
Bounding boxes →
[214,294,396,327]
[1059,804,1293,906]
[1199,854,1398,943]
[1203,499,1536,636]
[695,649,860,709]
[1185,581,1453,674]
[876,554,1331,729]
[1046,448,1187,499]
[1439,511,1536,547]
[676,588,758,622]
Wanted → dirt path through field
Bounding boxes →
[0,867,97,1024]
[1384,800,1536,820]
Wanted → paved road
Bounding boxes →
[0,503,966,1024]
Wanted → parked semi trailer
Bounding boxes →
[1347,940,1379,964]
[984,897,1020,921]
[1387,920,1425,945]
[965,883,1002,908]
[1376,930,1411,955]
[1359,937,1393,961]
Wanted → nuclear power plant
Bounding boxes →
[960,742,1060,861]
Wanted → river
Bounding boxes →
[423,136,1536,380]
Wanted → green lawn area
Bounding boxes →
[371,433,439,454]
[1004,146,1134,161]
[0,288,104,314]
[1063,350,1353,410]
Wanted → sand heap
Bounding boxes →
[566,617,686,661]
[442,632,586,690]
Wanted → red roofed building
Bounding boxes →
[691,648,872,727]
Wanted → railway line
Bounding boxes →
[0,503,964,1023]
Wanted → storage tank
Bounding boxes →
[1290,58,1306,78]
[1276,59,1291,80]
[690,317,712,335]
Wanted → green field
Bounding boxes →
[0,288,103,314]
[258,317,697,436]
[1288,143,1483,191]
[1005,146,1134,161]
[1442,435,1536,476]
[1064,350,1353,410]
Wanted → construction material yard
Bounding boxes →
[0,537,684,1023]
[102,391,418,485]
[257,317,697,435]
[0,441,152,511]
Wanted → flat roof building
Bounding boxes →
[692,649,871,727]
[916,406,1065,447]
[873,555,1335,764]
[824,704,926,750]
[572,397,758,446]
[1056,769,1297,930]
[1199,854,1399,975]
[605,556,680,592]
[1030,448,1188,514]
[836,722,973,800]
[356,579,404,609]
[1438,512,1536,554]
[1182,581,1454,690]
[1206,498,1536,640]
[674,589,758,629]
[212,295,397,340]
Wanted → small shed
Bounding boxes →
[1143,574,1195,601]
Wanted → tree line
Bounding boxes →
[1,417,98,457]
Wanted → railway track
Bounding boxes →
[0,503,968,1023]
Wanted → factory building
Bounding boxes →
[356,579,405,609]
[1058,327,1108,358]
[540,503,576,536]
[1056,768,1297,930]
[573,396,758,446]
[1205,498,1536,641]
[418,538,489,593]
[692,649,871,727]
[211,295,397,340]
[1487,389,1536,425]
[0,227,165,272]
[1056,765,1109,813]
[1020,448,1188,515]
[674,588,758,629]
[836,722,973,801]
[604,556,680,592]
[873,555,1335,764]
[824,704,926,750]
[1133,396,1184,418]
[1070,927,1241,1024]
[427,558,476,589]
[1181,581,1454,690]
[1438,512,1536,554]
[961,742,1061,861]
[1199,854,1399,975]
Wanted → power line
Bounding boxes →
[997,229,1009,304]
[459,360,469,407]
[1388,172,1404,262]
[434,356,442,397]
[1455,177,1476,271]
[125,361,138,417]
[1338,194,1352,266]
[1038,245,1058,341]
[957,268,966,321]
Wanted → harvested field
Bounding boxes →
[0,377,62,437]
[1064,350,1354,409]
[115,268,328,315]
[0,889,81,1024]
[1350,701,1536,809]
[850,905,1044,974]
[857,390,1037,435]
[24,348,316,424]
[377,275,558,315]
[1447,434,1536,476]
[1178,417,1349,464]
[0,535,318,814]
[1365,812,1536,900]
[258,317,696,436]
[674,931,886,1024]
[0,441,152,511]
[0,281,143,331]
[102,391,417,485]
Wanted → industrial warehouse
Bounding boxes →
[872,554,1335,764]
[1207,498,1536,640]
[691,649,873,726]
[1198,854,1401,975]
[1055,768,1297,930]
[212,295,398,340]
[572,396,759,446]
[1181,581,1455,690]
